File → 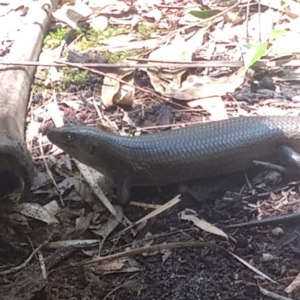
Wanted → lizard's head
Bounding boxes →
[46,125,99,167]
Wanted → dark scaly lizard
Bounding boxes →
[47,116,300,205]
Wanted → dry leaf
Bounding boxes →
[57,177,80,193]
[47,101,64,127]
[52,2,93,28]
[32,171,51,190]
[94,257,140,274]
[75,161,118,218]
[285,271,300,293]
[101,65,135,108]
[229,251,276,283]
[47,239,99,249]
[270,32,300,56]
[73,213,94,238]
[26,120,40,143]
[170,66,246,100]
[60,99,83,110]
[43,200,60,216]
[18,203,59,224]
[91,206,123,238]
[135,195,181,226]
[89,15,108,31]
[147,34,192,94]
[188,97,228,121]
[144,8,162,22]
[179,208,228,239]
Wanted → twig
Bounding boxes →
[127,57,241,67]
[59,61,230,113]
[225,212,300,229]
[0,60,241,68]
[39,133,64,206]
[38,250,47,280]
[78,241,224,266]
[0,58,289,68]
[0,239,49,276]
[259,287,294,300]
[62,61,167,102]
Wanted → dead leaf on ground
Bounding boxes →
[17,202,60,224]
[285,271,300,293]
[47,101,64,128]
[91,205,123,238]
[88,15,108,31]
[72,212,94,238]
[270,32,300,56]
[43,200,60,216]
[134,195,181,227]
[169,66,246,101]
[144,8,162,22]
[75,161,118,218]
[146,34,193,94]
[52,2,93,28]
[179,208,228,239]
[47,239,99,249]
[101,63,136,108]
[188,97,228,121]
[7,212,30,227]
[55,155,73,172]
[32,171,51,190]
[93,257,140,274]
[90,0,130,15]
[26,120,40,144]
[56,177,81,194]
[60,99,83,110]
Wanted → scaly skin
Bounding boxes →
[47,116,300,204]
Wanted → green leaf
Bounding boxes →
[243,43,267,70]
[269,29,288,41]
[189,9,221,19]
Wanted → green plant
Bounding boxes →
[43,27,69,50]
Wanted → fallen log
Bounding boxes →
[0,0,58,199]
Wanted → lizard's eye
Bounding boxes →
[65,133,74,141]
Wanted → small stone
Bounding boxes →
[262,253,276,262]
[271,227,284,236]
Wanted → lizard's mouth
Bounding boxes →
[47,131,62,148]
